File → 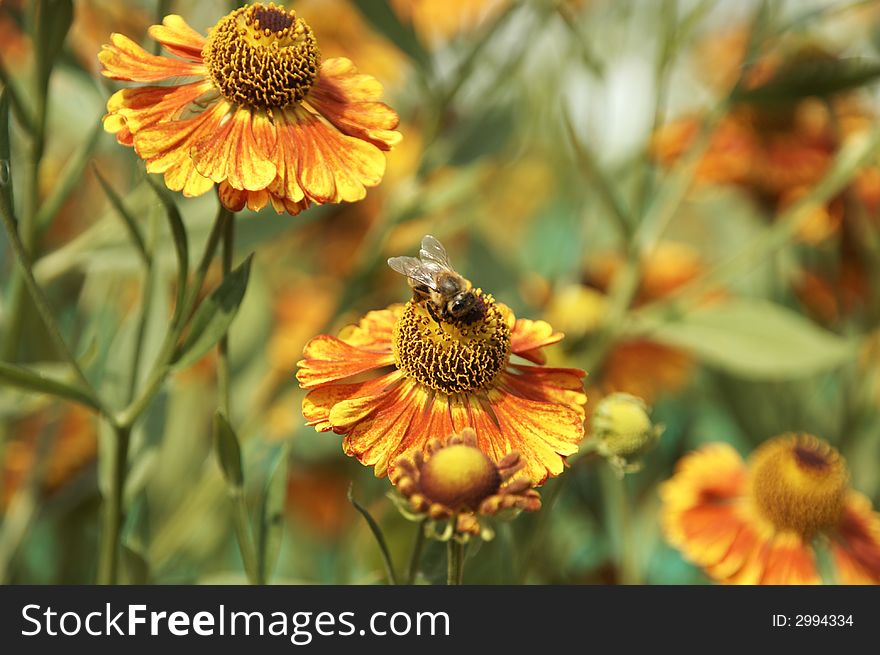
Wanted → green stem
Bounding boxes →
[599,463,639,584]
[216,210,258,583]
[218,210,234,416]
[517,475,567,583]
[406,519,428,584]
[348,484,398,584]
[97,424,131,584]
[446,539,464,585]
[115,207,230,427]
[0,190,108,416]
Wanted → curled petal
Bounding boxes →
[99,33,206,81]
[307,57,402,150]
[148,15,207,62]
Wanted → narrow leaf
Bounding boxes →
[35,0,74,89]
[631,298,858,380]
[173,253,253,370]
[257,445,289,584]
[0,362,101,411]
[348,484,398,584]
[734,56,880,105]
[145,175,188,314]
[351,0,430,70]
[213,411,243,487]
[0,89,12,213]
[94,165,150,264]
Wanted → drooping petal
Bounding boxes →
[284,107,387,204]
[191,108,278,191]
[509,318,564,364]
[340,379,431,477]
[486,387,584,484]
[302,371,404,432]
[105,80,214,136]
[307,57,402,150]
[147,15,207,62]
[297,335,396,388]
[134,100,230,197]
[758,532,820,585]
[504,365,587,414]
[99,32,206,81]
[831,492,880,584]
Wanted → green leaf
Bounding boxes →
[145,175,188,314]
[631,298,858,380]
[0,89,12,212]
[172,253,254,370]
[0,362,101,411]
[93,165,150,264]
[734,56,880,105]
[213,411,244,487]
[35,0,74,90]
[256,445,289,584]
[351,0,430,70]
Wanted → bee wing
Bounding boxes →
[387,256,440,290]
[419,235,454,270]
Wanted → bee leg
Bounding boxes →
[425,302,444,327]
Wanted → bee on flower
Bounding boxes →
[297,235,588,485]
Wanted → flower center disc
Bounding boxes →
[420,445,501,511]
[392,291,511,395]
[202,3,320,109]
[749,434,848,537]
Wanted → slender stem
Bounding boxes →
[216,209,258,583]
[0,194,108,417]
[599,463,639,584]
[116,207,230,427]
[406,519,428,584]
[348,484,399,584]
[446,539,465,585]
[97,424,131,584]
[218,209,234,416]
[517,475,567,583]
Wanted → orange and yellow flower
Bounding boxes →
[99,3,401,216]
[297,293,586,485]
[661,435,880,584]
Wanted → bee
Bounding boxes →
[388,235,486,325]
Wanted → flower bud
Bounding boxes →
[591,393,663,476]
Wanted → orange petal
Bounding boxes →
[284,107,386,204]
[302,371,403,432]
[341,379,431,477]
[134,100,229,197]
[336,306,401,350]
[486,387,584,484]
[465,396,513,463]
[297,335,395,388]
[99,33,205,81]
[307,57,402,150]
[147,15,206,62]
[191,108,278,191]
[105,81,214,136]
[831,492,880,584]
[759,533,820,585]
[715,518,773,584]
[510,319,564,364]
[504,366,587,413]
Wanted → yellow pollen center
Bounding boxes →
[419,445,501,510]
[749,433,848,537]
[392,291,511,395]
[202,3,320,109]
